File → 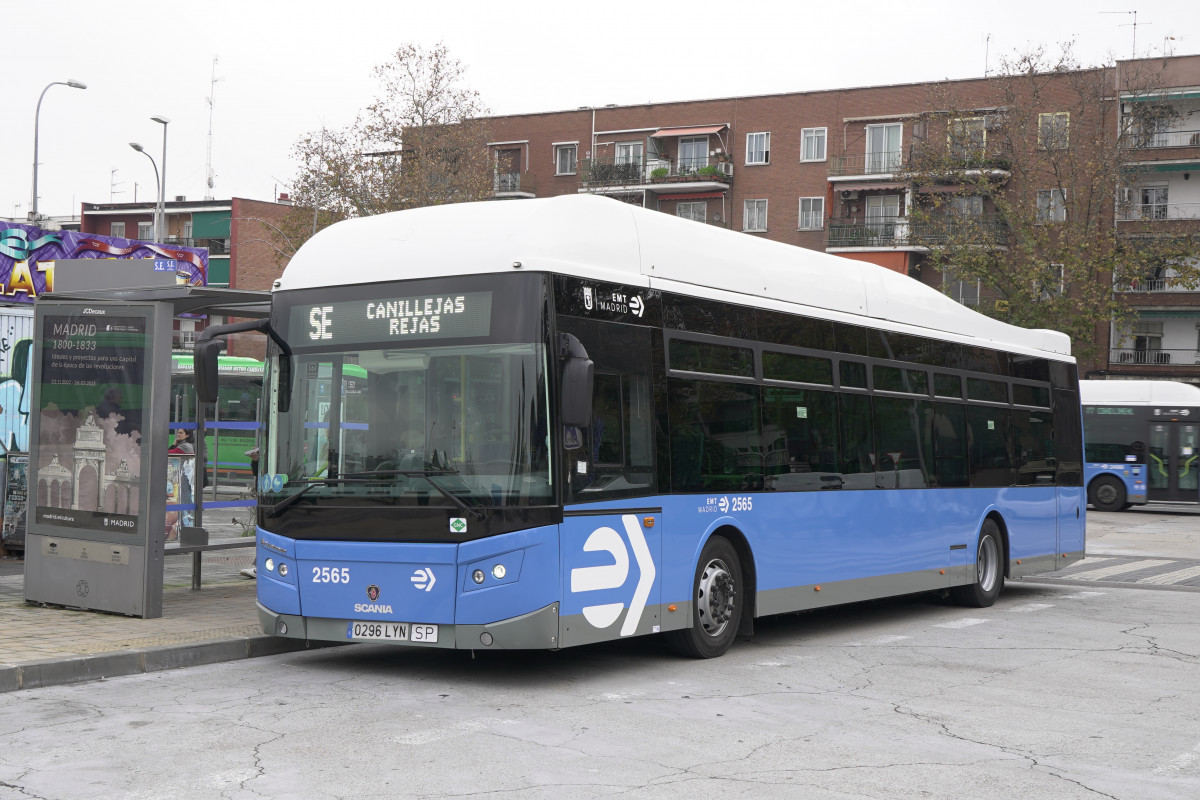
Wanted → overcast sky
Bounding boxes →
[5,0,1194,222]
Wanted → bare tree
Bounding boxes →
[273,42,494,260]
[902,44,1199,365]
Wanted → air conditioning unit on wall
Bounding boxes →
[720,163,733,177]
[840,190,860,201]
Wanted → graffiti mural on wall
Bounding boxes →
[0,336,32,454]
[0,222,209,303]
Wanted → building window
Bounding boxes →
[1036,189,1066,223]
[1038,112,1070,150]
[950,196,984,217]
[744,199,768,232]
[944,270,981,307]
[1037,263,1065,299]
[676,202,706,223]
[679,137,708,173]
[615,141,643,166]
[746,132,770,165]
[137,221,153,240]
[801,127,826,162]
[555,143,577,175]
[949,117,986,160]
[798,197,824,230]
[1142,185,1169,220]
[183,221,193,240]
[110,221,125,238]
[866,123,902,173]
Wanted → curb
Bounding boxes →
[0,635,342,694]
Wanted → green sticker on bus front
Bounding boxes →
[450,518,467,533]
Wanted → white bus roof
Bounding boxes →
[1080,379,1200,406]
[280,194,1073,360]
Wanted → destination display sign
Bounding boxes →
[290,291,493,348]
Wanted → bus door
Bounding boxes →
[1147,420,1200,502]
[560,510,661,648]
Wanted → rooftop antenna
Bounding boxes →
[1102,10,1151,59]
[109,168,124,202]
[204,56,222,200]
[984,33,992,77]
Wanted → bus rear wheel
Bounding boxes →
[950,519,1004,608]
[1089,475,1127,513]
[667,536,742,658]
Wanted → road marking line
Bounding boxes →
[933,618,990,629]
[1137,564,1200,585]
[1007,603,1054,613]
[847,634,911,646]
[1058,591,1106,599]
[1063,559,1175,581]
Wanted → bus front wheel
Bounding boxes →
[1089,476,1127,513]
[950,519,1004,608]
[667,536,742,658]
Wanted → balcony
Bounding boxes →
[580,157,732,194]
[167,236,230,255]
[1116,202,1200,222]
[1122,277,1200,293]
[1110,348,1200,366]
[829,150,904,178]
[493,171,537,197]
[827,214,1008,249]
[1121,128,1200,149]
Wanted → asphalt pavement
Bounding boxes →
[0,509,334,693]
[1,502,1197,694]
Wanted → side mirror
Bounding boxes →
[559,333,594,428]
[193,337,226,404]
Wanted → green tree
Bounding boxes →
[273,42,494,260]
[902,45,1199,365]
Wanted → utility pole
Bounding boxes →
[205,57,221,200]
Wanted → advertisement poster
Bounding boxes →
[2,455,27,549]
[33,312,148,533]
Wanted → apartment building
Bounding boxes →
[79,195,293,352]
[484,54,1200,379]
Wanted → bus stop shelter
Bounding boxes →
[23,286,269,618]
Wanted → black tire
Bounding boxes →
[950,519,1004,608]
[666,536,742,658]
[1088,475,1127,513]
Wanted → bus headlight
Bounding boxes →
[265,558,275,572]
[472,569,485,584]
[492,564,507,579]
[278,563,289,576]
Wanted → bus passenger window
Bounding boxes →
[761,387,839,491]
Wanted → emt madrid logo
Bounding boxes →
[569,515,656,637]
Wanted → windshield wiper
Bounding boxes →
[274,469,490,521]
[266,477,374,517]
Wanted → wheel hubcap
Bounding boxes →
[977,535,999,592]
[697,558,736,637]
[1096,484,1118,505]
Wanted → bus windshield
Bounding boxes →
[263,341,551,514]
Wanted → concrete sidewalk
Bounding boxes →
[0,514,329,694]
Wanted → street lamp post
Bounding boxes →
[151,115,169,241]
[30,79,87,223]
[129,143,160,239]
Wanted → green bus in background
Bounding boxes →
[170,354,263,482]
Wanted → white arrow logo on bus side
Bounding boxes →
[570,515,655,636]
[411,568,436,591]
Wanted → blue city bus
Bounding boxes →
[195,195,1084,658]
[1081,380,1200,511]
